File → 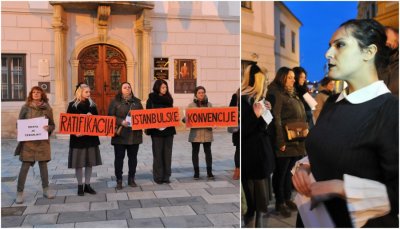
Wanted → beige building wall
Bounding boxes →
[1,2,54,138]
[1,1,240,138]
[152,2,240,108]
[241,2,276,80]
[274,2,301,71]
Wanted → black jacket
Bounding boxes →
[145,92,176,136]
[108,94,143,145]
[229,93,239,146]
[67,100,100,149]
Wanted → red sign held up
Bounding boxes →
[185,107,238,128]
[59,113,116,137]
[130,107,180,130]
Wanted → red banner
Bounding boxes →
[130,107,180,130]
[59,113,116,137]
[185,107,238,128]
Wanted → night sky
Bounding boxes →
[284,1,358,83]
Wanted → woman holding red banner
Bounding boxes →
[14,86,55,204]
[67,83,102,196]
[108,82,143,190]
[188,86,215,180]
[146,79,176,184]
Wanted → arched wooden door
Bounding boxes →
[78,45,127,115]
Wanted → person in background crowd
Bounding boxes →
[312,77,335,124]
[242,64,275,227]
[146,79,176,184]
[292,19,398,227]
[267,67,307,218]
[229,88,240,180]
[379,26,398,97]
[187,86,215,180]
[108,82,143,190]
[293,66,313,129]
[67,83,102,196]
[15,86,55,204]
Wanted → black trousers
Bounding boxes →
[151,136,174,182]
[234,144,240,168]
[272,156,297,204]
[114,144,139,181]
[191,142,212,168]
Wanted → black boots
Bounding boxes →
[255,211,266,227]
[128,178,137,187]
[84,184,96,194]
[77,185,84,196]
[276,203,291,218]
[116,180,123,190]
[207,166,215,180]
[193,167,200,180]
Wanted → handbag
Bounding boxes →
[227,126,239,133]
[285,121,309,141]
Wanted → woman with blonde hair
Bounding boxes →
[241,63,274,227]
[67,83,102,196]
[15,86,55,204]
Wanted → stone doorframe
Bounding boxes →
[69,38,136,99]
[51,2,153,104]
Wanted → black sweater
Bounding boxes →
[145,92,176,136]
[67,100,100,148]
[306,93,399,227]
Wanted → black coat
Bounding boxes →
[108,95,143,145]
[229,93,239,146]
[145,92,176,137]
[67,100,100,149]
[241,95,275,180]
[267,83,306,157]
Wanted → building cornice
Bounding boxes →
[242,29,276,41]
[151,14,239,22]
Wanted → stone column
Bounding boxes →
[52,4,68,136]
[134,29,143,99]
[135,9,153,101]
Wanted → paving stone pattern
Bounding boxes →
[1,131,240,228]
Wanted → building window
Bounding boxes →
[280,22,286,48]
[1,54,26,101]
[241,1,252,10]
[291,31,296,53]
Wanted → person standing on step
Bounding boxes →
[146,79,176,184]
[188,86,215,180]
[108,82,143,190]
[67,83,102,196]
[15,86,55,204]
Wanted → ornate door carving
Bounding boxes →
[78,45,127,115]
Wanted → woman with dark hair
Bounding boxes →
[146,79,176,184]
[293,19,398,227]
[67,83,102,196]
[108,82,143,189]
[187,86,215,180]
[293,66,313,129]
[267,67,307,218]
[15,86,55,204]
[312,77,335,123]
[241,64,274,227]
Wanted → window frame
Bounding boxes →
[241,1,252,10]
[280,21,286,48]
[291,31,296,53]
[1,54,27,102]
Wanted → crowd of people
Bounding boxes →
[14,80,240,203]
[242,18,398,228]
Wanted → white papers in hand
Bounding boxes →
[303,93,318,110]
[257,100,273,124]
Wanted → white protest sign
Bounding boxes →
[303,93,318,110]
[17,117,49,142]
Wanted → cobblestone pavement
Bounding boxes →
[1,130,240,228]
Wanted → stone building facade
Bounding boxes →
[1,1,240,138]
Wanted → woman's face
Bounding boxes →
[196,89,206,101]
[298,72,306,86]
[326,81,335,92]
[159,83,167,95]
[32,89,42,101]
[121,83,132,96]
[81,88,91,100]
[325,26,365,80]
[285,71,295,88]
